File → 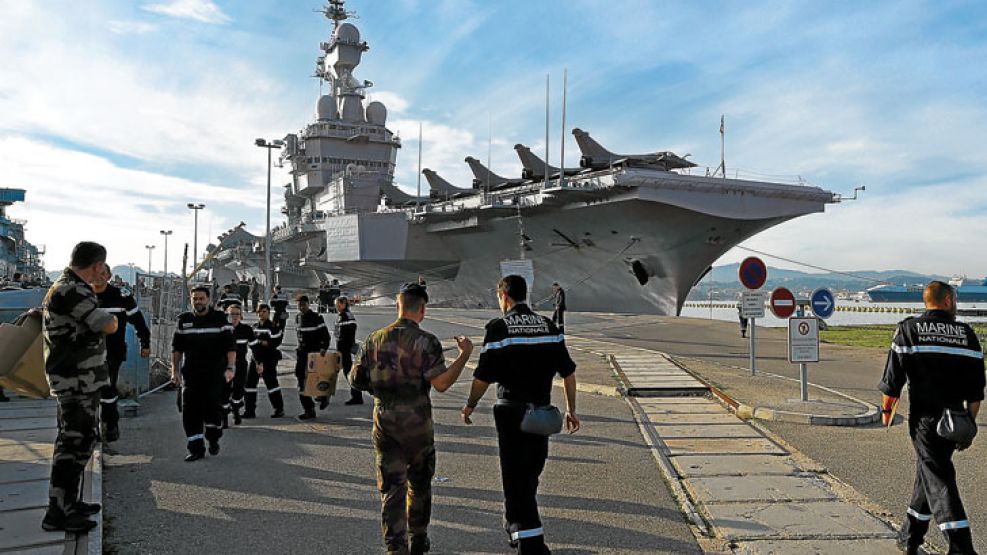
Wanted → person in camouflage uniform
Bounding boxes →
[41,242,119,533]
[351,283,473,555]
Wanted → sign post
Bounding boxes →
[738,257,767,376]
[788,288,835,402]
[789,316,819,401]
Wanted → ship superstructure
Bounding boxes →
[0,189,44,283]
[205,1,839,315]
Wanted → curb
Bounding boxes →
[86,448,103,555]
[667,355,881,427]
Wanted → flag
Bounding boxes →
[720,115,725,135]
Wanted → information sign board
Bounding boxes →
[740,290,766,319]
[788,317,820,363]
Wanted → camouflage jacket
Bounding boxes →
[43,268,114,395]
[353,318,447,420]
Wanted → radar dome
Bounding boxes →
[334,23,361,44]
[316,94,338,121]
[366,101,387,125]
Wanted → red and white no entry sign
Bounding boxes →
[769,287,796,319]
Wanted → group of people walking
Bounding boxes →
[41,240,986,554]
[171,284,363,461]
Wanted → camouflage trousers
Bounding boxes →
[373,426,436,555]
[50,390,99,511]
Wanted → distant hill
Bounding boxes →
[689,263,955,300]
[47,265,155,283]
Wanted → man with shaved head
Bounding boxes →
[880,280,985,554]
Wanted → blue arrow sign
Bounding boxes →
[810,288,836,319]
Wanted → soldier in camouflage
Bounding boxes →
[352,283,473,555]
[42,242,119,533]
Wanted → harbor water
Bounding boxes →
[681,300,987,327]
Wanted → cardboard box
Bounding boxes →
[0,310,50,399]
[303,352,340,398]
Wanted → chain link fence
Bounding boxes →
[134,273,188,385]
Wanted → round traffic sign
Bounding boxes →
[738,257,767,290]
[810,288,836,319]
[798,321,810,335]
[769,287,796,319]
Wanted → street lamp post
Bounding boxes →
[159,230,172,277]
[186,203,205,278]
[145,245,155,275]
[255,138,284,299]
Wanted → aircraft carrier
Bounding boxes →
[205,0,839,315]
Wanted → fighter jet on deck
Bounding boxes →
[464,156,526,190]
[572,128,696,171]
[513,144,582,181]
[422,168,476,199]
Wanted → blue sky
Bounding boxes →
[2,0,986,278]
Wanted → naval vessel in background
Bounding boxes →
[205,0,840,315]
[0,188,46,323]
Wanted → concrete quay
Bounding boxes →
[0,397,101,555]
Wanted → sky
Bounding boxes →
[2,0,986,278]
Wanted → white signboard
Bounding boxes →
[500,259,535,290]
[740,290,766,319]
[788,317,820,363]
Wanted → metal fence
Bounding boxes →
[134,273,188,373]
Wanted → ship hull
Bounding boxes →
[337,198,791,315]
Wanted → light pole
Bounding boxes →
[145,245,155,275]
[159,230,172,277]
[186,203,205,277]
[255,138,284,299]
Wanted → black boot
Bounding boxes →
[318,396,330,410]
[41,501,98,533]
[410,535,430,555]
[72,501,102,516]
[944,528,977,554]
[233,409,242,425]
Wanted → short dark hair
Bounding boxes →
[497,275,527,302]
[399,292,425,312]
[257,303,270,312]
[191,286,211,298]
[336,296,349,309]
[924,280,955,307]
[70,242,107,269]
[296,294,309,303]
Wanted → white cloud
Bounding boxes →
[0,136,266,274]
[108,20,157,35]
[0,3,299,174]
[142,0,230,25]
[715,176,987,277]
[366,91,409,114]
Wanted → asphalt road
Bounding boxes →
[103,307,700,554]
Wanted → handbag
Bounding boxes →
[937,408,978,444]
[520,404,564,436]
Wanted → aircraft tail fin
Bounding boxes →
[572,128,616,161]
[422,168,465,193]
[514,144,559,179]
[464,156,509,186]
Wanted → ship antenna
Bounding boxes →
[544,73,550,190]
[559,68,567,188]
[417,121,423,209]
[716,114,726,178]
[486,113,492,199]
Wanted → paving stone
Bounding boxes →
[0,417,55,432]
[734,538,902,554]
[0,409,56,420]
[0,508,67,551]
[0,460,51,484]
[0,442,53,462]
[633,397,711,404]
[653,423,763,439]
[0,479,49,511]
[671,454,798,477]
[686,475,835,503]
[639,403,725,414]
[646,412,741,425]
[0,428,57,445]
[663,437,787,456]
[704,500,896,540]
